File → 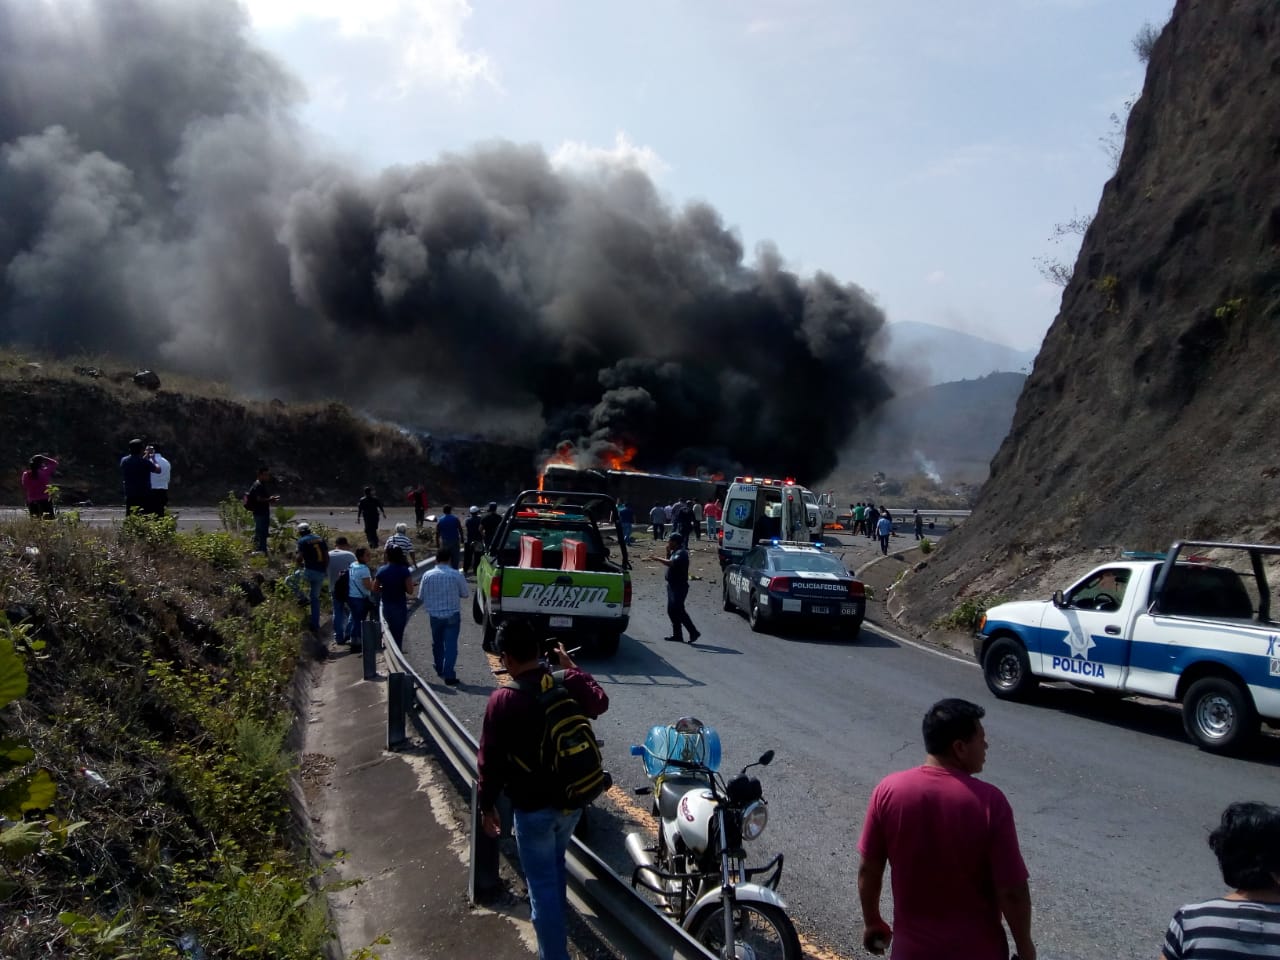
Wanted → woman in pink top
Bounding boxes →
[20,454,58,519]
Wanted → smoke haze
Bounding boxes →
[0,0,892,483]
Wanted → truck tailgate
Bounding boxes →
[501,570,626,618]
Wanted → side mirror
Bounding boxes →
[758,750,774,766]
[1052,590,1064,608]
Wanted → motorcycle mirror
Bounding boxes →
[759,750,774,766]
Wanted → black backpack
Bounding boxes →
[508,673,610,809]
[333,568,350,602]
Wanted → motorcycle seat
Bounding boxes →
[658,776,709,821]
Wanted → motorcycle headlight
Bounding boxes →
[742,800,768,841]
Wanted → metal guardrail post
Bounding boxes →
[361,619,379,680]
[387,671,410,749]
[468,781,503,903]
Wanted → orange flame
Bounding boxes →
[603,444,639,472]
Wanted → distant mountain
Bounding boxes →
[829,372,1026,487]
[884,321,1037,385]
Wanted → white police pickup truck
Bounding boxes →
[975,540,1280,754]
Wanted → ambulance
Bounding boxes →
[717,476,818,568]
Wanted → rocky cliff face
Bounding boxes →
[899,0,1280,627]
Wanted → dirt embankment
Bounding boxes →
[2,364,535,507]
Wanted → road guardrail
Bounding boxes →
[376,565,715,960]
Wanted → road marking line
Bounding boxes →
[864,617,979,669]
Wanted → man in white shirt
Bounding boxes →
[327,536,357,646]
[145,444,172,516]
[417,547,470,685]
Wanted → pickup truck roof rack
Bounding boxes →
[1151,539,1280,621]
[507,488,627,566]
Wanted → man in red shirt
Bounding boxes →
[857,698,1036,960]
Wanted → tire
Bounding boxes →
[748,592,766,633]
[593,630,622,658]
[1182,676,1258,753]
[982,636,1039,700]
[689,900,801,960]
[471,592,483,625]
[722,579,735,612]
[845,619,863,642]
[482,607,498,653]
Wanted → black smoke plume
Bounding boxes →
[0,0,892,483]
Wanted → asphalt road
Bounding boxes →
[393,530,1279,960]
[17,505,1271,958]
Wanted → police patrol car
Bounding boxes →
[717,476,818,568]
[975,539,1280,754]
[722,540,866,638]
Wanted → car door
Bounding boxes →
[1036,566,1132,690]
[736,548,765,605]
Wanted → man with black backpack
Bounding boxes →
[295,522,330,634]
[478,620,610,960]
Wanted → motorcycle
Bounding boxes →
[626,717,801,960]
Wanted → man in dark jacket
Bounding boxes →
[648,532,700,644]
[245,465,279,553]
[356,486,386,548]
[120,438,160,516]
[480,501,502,550]
[478,621,609,960]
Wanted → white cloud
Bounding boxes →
[551,132,670,179]
[241,0,497,96]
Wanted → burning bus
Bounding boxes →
[539,463,724,518]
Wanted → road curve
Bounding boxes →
[401,535,1278,960]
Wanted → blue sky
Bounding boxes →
[243,0,1173,352]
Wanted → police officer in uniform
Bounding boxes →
[649,532,700,644]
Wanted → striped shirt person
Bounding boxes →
[384,523,416,565]
[417,548,470,685]
[1161,801,1280,960]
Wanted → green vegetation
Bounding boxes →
[1214,297,1245,321]
[919,537,933,555]
[0,513,334,958]
[1094,274,1121,314]
[932,594,1006,633]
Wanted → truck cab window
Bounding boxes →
[1067,568,1130,612]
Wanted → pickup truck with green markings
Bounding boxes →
[473,490,631,657]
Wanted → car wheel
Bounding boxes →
[748,592,766,633]
[845,619,862,642]
[482,608,498,653]
[593,630,622,658]
[472,592,483,625]
[982,637,1039,700]
[722,579,735,612]
[1182,676,1258,753]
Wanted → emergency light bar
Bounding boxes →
[733,476,801,486]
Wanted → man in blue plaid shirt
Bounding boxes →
[416,546,470,685]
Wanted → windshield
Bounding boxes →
[771,552,848,575]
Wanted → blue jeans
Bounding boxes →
[304,569,326,631]
[253,512,270,553]
[346,595,368,644]
[705,517,718,539]
[429,612,461,679]
[332,591,349,642]
[383,602,407,646]
[513,807,581,960]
